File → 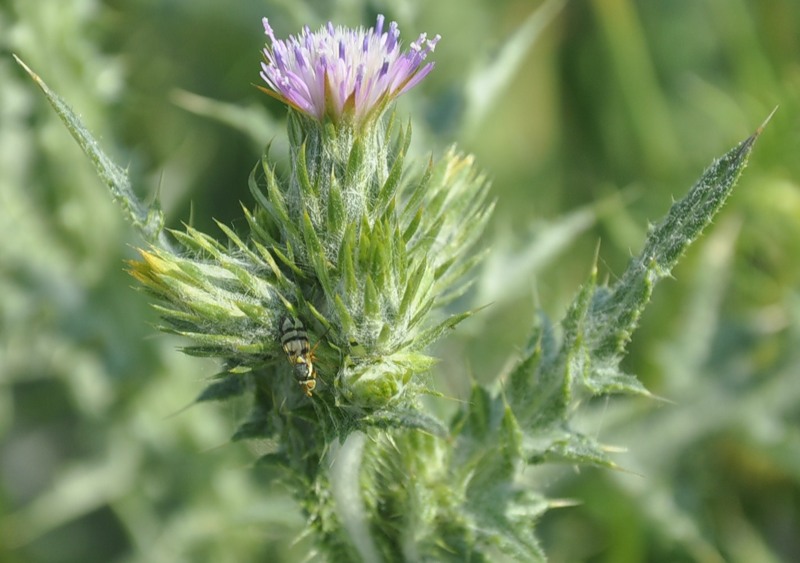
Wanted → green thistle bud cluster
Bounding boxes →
[129,101,490,413]
[128,17,490,413]
[253,111,491,406]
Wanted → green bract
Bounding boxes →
[129,109,491,410]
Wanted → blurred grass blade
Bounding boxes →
[663,216,741,391]
[589,0,681,170]
[171,88,278,148]
[512,116,769,463]
[462,0,566,134]
[475,199,599,306]
[0,442,137,549]
[13,55,172,250]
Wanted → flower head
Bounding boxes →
[259,15,440,126]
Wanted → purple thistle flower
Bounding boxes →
[259,15,440,126]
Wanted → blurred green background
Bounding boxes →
[1,0,798,561]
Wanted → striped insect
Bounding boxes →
[279,316,319,397]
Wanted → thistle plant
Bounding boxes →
[14,12,769,562]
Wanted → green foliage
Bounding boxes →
[13,46,763,560]
[4,1,798,562]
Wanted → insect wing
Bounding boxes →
[280,317,310,361]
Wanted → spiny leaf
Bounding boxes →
[413,309,477,350]
[589,120,769,361]
[13,55,171,250]
[508,311,554,393]
[522,271,597,428]
[452,385,501,447]
[584,367,654,398]
[531,430,620,470]
[363,407,447,437]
